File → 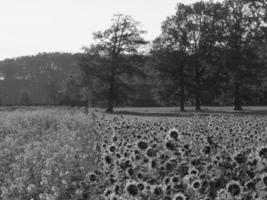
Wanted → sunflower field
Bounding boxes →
[1,109,267,200]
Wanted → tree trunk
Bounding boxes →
[106,101,114,113]
[233,39,242,111]
[87,94,91,107]
[106,82,114,113]
[180,65,185,112]
[106,71,115,113]
[195,58,201,111]
[234,80,242,111]
[53,96,56,105]
[195,92,201,111]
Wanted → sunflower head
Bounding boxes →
[191,179,201,191]
[168,128,180,141]
[136,140,148,151]
[233,152,243,162]
[172,192,188,200]
[245,180,255,191]
[226,181,242,197]
[126,182,138,196]
[153,186,163,196]
[258,146,267,160]
[261,173,267,186]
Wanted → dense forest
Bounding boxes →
[0,0,266,111]
[0,53,155,107]
[0,53,79,105]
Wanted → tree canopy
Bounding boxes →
[78,14,148,112]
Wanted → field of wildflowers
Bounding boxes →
[1,109,267,200]
[0,109,101,200]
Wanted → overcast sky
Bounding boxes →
[0,0,204,60]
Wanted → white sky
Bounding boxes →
[0,0,201,60]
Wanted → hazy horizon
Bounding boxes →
[0,0,213,60]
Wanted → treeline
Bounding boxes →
[78,0,267,111]
[0,53,80,105]
[150,0,267,111]
[0,52,155,107]
[0,0,267,111]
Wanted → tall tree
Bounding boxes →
[183,1,225,111]
[151,37,189,110]
[79,14,147,112]
[152,2,225,111]
[20,90,31,105]
[222,0,267,110]
[196,2,229,106]
[151,3,192,111]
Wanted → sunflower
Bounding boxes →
[164,196,172,200]
[172,192,188,200]
[146,148,157,158]
[150,159,157,169]
[108,145,116,153]
[104,155,112,164]
[245,180,255,191]
[261,173,267,187]
[125,182,139,196]
[88,173,97,182]
[85,171,99,185]
[136,140,148,151]
[26,184,37,195]
[104,188,113,197]
[226,180,242,197]
[164,177,171,185]
[233,151,246,164]
[153,185,164,196]
[168,128,180,141]
[137,182,145,191]
[114,185,120,195]
[215,188,229,200]
[127,168,134,176]
[202,145,211,155]
[191,179,201,191]
[165,140,177,151]
[165,160,177,171]
[112,135,118,142]
[171,176,180,184]
[188,167,199,177]
[257,146,267,160]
